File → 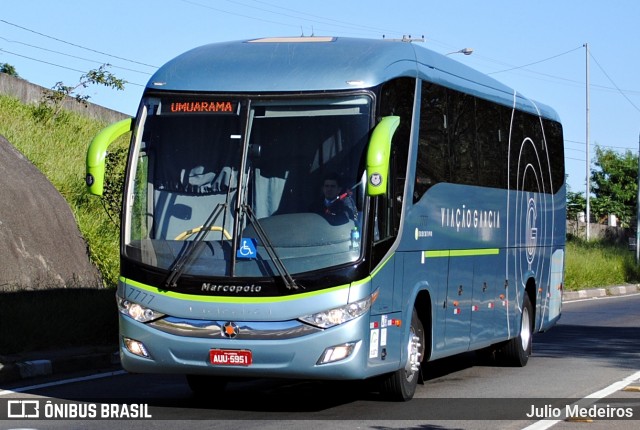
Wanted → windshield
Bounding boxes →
[124,94,372,278]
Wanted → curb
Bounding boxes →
[1,285,638,386]
[0,346,119,385]
[563,284,639,301]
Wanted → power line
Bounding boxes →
[0,35,152,75]
[565,139,639,153]
[1,48,86,74]
[487,46,584,75]
[479,46,640,97]
[226,0,404,37]
[0,19,158,69]
[0,48,145,87]
[589,49,640,114]
[179,0,305,32]
[180,0,422,39]
[173,1,640,103]
[565,147,584,153]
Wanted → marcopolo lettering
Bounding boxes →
[201,283,262,294]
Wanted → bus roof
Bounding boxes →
[147,37,560,121]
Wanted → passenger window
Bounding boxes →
[414,82,448,202]
[448,90,477,185]
[476,98,508,189]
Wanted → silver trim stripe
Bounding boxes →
[149,317,321,340]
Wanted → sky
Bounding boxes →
[2,0,640,195]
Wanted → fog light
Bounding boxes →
[317,342,358,364]
[123,337,150,358]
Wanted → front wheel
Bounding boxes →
[379,308,424,401]
[498,294,533,366]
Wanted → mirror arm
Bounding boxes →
[366,116,400,196]
[86,118,133,196]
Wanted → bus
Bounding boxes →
[86,36,565,401]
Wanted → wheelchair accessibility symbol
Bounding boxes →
[236,238,257,259]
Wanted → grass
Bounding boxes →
[0,94,127,288]
[564,236,640,291]
[0,94,125,354]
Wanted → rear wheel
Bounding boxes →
[498,294,533,366]
[379,308,424,401]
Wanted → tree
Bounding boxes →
[590,146,638,226]
[566,189,586,221]
[0,63,19,77]
[35,64,125,123]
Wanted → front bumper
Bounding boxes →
[119,312,394,380]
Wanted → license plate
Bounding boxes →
[209,349,252,366]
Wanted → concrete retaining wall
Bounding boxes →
[0,73,129,123]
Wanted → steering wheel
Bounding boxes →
[174,226,232,241]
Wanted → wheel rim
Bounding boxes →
[404,327,422,381]
[520,305,531,351]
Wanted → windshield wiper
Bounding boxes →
[164,203,227,288]
[242,204,301,290]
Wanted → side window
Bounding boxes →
[414,82,448,202]
[476,98,509,189]
[509,110,547,192]
[415,82,562,196]
[448,90,477,185]
[543,119,565,194]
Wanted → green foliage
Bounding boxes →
[0,62,19,77]
[0,94,126,287]
[566,189,586,221]
[590,146,638,226]
[565,236,640,290]
[102,145,129,226]
[35,64,126,124]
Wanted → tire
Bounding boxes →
[498,294,533,367]
[379,308,425,401]
[186,374,228,397]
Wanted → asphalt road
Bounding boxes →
[2,294,639,429]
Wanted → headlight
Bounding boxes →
[299,290,378,329]
[117,297,164,322]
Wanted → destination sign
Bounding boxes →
[162,100,239,115]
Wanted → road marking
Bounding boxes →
[522,369,640,430]
[0,369,127,396]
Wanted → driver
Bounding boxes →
[310,174,355,225]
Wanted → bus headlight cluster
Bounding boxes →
[299,291,378,329]
[117,297,164,323]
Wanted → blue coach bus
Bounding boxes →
[86,36,565,401]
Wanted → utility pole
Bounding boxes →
[585,43,591,240]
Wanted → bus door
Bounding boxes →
[469,253,500,347]
[422,253,449,354]
[443,255,473,352]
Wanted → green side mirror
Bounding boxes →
[86,118,132,196]
[366,116,400,196]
